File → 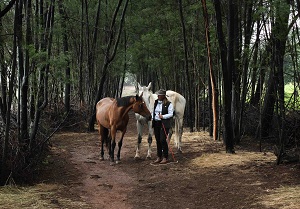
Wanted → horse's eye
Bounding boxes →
[139,103,143,108]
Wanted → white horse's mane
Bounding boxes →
[165,90,186,118]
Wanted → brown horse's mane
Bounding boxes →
[116,95,136,107]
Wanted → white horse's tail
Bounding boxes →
[166,90,186,151]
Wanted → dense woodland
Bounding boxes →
[0,0,300,185]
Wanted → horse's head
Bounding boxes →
[137,82,157,112]
[132,94,152,121]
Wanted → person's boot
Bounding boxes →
[153,157,162,164]
[160,158,168,164]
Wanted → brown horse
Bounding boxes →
[96,94,151,164]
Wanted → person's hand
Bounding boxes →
[159,113,163,119]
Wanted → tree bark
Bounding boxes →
[178,0,193,132]
[226,0,235,153]
[202,0,218,140]
[86,0,102,105]
[239,0,254,144]
[1,0,19,185]
[261,0,290,139]
[214,0,234,153]
[29,0,55,145]
[19,0,32,148]
[79,0,85,106]
[0,14,7,122]
[58,0,71,113]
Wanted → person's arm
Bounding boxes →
[162,103,174,119]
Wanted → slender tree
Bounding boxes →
[202,0,218,140]
[0,7,8,121]
[261,0,290,139]
[58,0,71,113]
[214,0,235,153]
[88,0,129,131]
[178,0,193,132]
[1,0,19,184]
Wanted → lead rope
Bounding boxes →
[162,122,176,162]
[149,122,178,166]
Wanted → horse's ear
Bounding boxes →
[138,83,142,89]
[147,82,152,90]
[136,94,141,101]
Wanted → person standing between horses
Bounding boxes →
[152,89,174,164]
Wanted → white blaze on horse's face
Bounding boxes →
[138,83,152,111]
[133,94,152,121]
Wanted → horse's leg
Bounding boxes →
[107,131,112,160]
[146,121,154,159]
[173,117,178,149]
[110,127,117,164]
[177,117,184,153]
[116,129,126,163]
[167,118,174,144]
[134,120,143,159]
[99,125,106,160]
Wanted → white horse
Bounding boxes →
[134,82,186,159]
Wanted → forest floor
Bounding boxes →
[1,87,300,209]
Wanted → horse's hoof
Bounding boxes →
[177,148,182,154]
[134,155,141,160]
[110,162,115,166]
[116,160,121,164]
[100,156,104,161]
[146,155,152,160]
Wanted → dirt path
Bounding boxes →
[37,111,300,209]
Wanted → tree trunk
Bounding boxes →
[239,0,254,144]
[0,15,7,122]
[214,0,234,153]
[202,0,218,140]
[249,18,261,106]
[29,0,55,145]
[261,0,290,139]
[1,0,19,185]
[232,1,241,144]
[58,0,71,113]
[86,0,102,105]
[79,0,85,106]
[20,0,33,148]
[226,0,235,153]
[178,0,193,132]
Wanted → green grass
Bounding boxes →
[284,83,300,110]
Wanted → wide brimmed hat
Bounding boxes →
[156,89,166,96]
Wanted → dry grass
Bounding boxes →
[0,184,88,209]
[259,185,300,209]
[183,132,300,208]
[0,184,54,209]
[181,131,276,169]
[191,151,276,168]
